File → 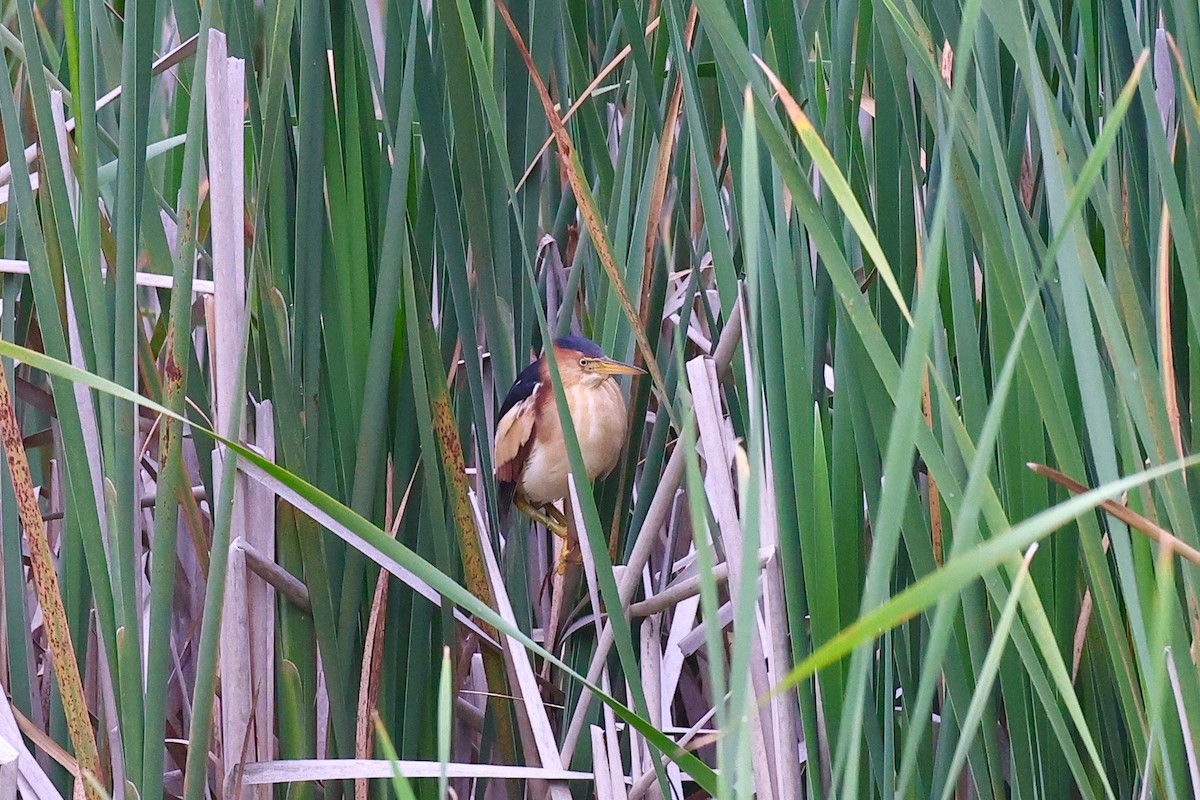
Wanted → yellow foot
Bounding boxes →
[555,536,582,575]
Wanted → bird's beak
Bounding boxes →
[596,357,645,376]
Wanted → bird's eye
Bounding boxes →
[579,358,589,368]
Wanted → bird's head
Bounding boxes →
[551,336,645,387]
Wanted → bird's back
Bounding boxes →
[495,359,543,516]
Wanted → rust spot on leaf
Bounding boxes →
[164,350,183,385]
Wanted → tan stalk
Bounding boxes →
[0,360,103,799]
[1028,462,1200,565]
[1156,198,1182,458]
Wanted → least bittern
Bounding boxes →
[494,336,643,567]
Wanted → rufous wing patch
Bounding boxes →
[495,392,536,484]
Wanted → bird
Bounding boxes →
[493,336,644,567]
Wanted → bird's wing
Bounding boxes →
[495,399,535,484]
[495,360,541,487]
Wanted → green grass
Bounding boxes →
[1,1,1199,798]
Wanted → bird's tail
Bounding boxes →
[497,480,516,529]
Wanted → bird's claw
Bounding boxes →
[544,505,568,536]
[555,537,582,575]
[542,510,578,574]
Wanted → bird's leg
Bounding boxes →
[514,500,578,575]
[514,498,566,536]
